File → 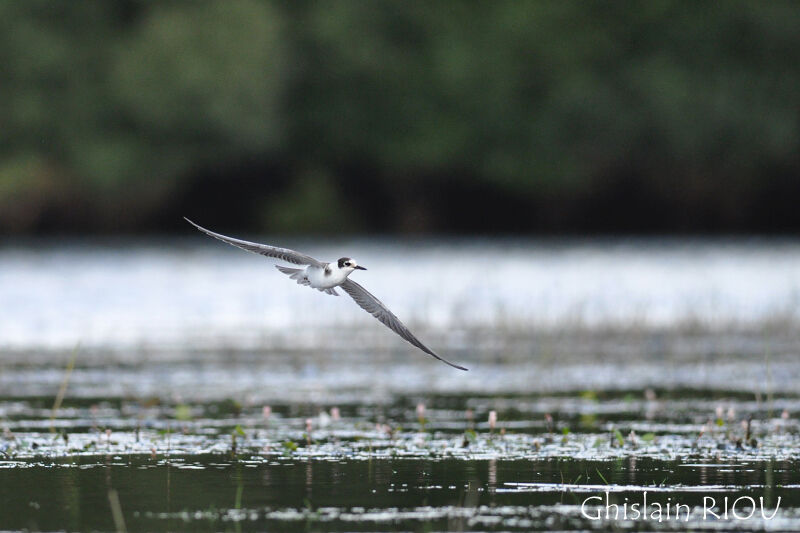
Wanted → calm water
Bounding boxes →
[3,237,800,351]
[2,456,798,531]
[1,238,800,531]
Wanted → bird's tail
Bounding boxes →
[275,265,310,285]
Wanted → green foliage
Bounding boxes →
[463,428,477,443]
[113,1,284,159]
[0,0,284,231]
[579,390,598,402]
[2,1,800,233]
[613,428,625,447]
[579,414,598,429]
[262,169,360,234]
[174,404,193,422]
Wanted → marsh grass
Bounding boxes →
[107,489,127,533]
[49,342,79,433]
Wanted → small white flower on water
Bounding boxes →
[488,410,497,430]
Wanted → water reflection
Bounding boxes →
[1,457,798,531]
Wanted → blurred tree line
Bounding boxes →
[1,0,799,235]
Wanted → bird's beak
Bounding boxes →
[355,265,367,270]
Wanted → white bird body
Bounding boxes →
[276,264,352,295]
[185,218,468,371]
[307,264,351,289]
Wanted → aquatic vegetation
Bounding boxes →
[1,388,798,463]
[2,375,800,531]
[3,242,800,530]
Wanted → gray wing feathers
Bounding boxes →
[185,218,322,267]
[340,279,468,371]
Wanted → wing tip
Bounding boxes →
[426,348,468,371]
[445,360,469,371]
[184,216,203,231]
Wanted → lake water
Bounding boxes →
[1,238,799,531]
[3,237,800,351]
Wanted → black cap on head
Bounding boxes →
[337,257,351,268]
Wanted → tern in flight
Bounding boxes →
[185,218,468,371]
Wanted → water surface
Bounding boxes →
[1,238,799,531]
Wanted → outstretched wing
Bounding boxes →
[185,218,322,267]
[340,279,468,371]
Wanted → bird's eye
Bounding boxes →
[345,262,351,266]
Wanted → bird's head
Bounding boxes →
[338,257,367,271]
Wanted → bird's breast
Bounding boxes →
[307,265,345,288]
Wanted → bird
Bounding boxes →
[185,218,468,371]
